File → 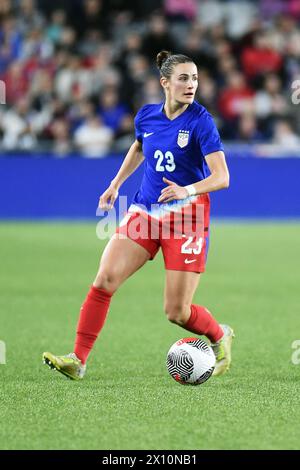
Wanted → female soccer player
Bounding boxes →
[43,51,234,380]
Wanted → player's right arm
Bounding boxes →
[99,140,144,210]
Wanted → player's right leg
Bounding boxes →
[43,235,151,380]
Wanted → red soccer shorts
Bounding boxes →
[116,194,210,273]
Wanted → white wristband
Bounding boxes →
[185,184,197,196]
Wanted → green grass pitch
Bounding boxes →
[0,221,299,450]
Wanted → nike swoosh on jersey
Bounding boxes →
[144,132,154,137]
[184,259,197,264]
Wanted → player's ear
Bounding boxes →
[160,77,168,90]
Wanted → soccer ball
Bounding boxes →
[166,337,216,385]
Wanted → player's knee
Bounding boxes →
[164,302,189,326]
[94,270,120,293]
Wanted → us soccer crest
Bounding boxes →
[177,130,189,148]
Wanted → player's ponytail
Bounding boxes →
[156,50,194,78]
[156,50,171,70]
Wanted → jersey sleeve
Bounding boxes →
[134,108,144,143]
[196,111,224,157]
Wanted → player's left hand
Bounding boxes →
[158,177,189,203]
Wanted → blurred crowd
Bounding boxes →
[1,0,300,157]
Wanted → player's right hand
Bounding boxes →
[98,185,119,210]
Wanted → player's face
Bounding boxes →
[165,62,198,105]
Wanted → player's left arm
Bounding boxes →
[158,151,229,203]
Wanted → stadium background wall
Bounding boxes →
[0,155,299,219]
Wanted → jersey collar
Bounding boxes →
[159,101,194,122]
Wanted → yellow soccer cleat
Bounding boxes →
[42,352,86,380]
[211,324,235,377]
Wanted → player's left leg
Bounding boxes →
[163,270,234,376]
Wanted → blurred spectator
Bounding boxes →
[197,0,224,28]
[1,96,37,151]
[54,55,92,103]
[58,26,78,54]
[17,0,45,35]
[142,13,174,59]
[0,0,12,18]
[272,119,300,148]
[91,43,120,95]
[197,70,219,116]
[74,115,113,157]
[0,16,23,65]
[138,75,164,105]
[255,117,300,156]
[218,71,254,121]
[122,54,151,109]
[0,42,12,73]
[50,118,72,156]
[70,0,110,40]
[287,0,300,20]
[214,39,237,86]
[284,27,300,83]
[116,30,143,72]
[260,0,300,20]
[113,113,135,153]
[68,99,96,134]
[2,61,29,104]
[118,0,163,19]
[241,32,283,79]
[217,55,238,83]
[182,30,216,73]
[164,0,197,22]
[224,0,258,39]
[78,30,102,57]
[30,69,54,105]
[46,9,66,45]
[20,27,54,61]
[254,73,288,119]
[98,87,130,133]
[259,0,285,19]
[235,113,264,142]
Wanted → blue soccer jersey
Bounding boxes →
[131,100,224,214]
